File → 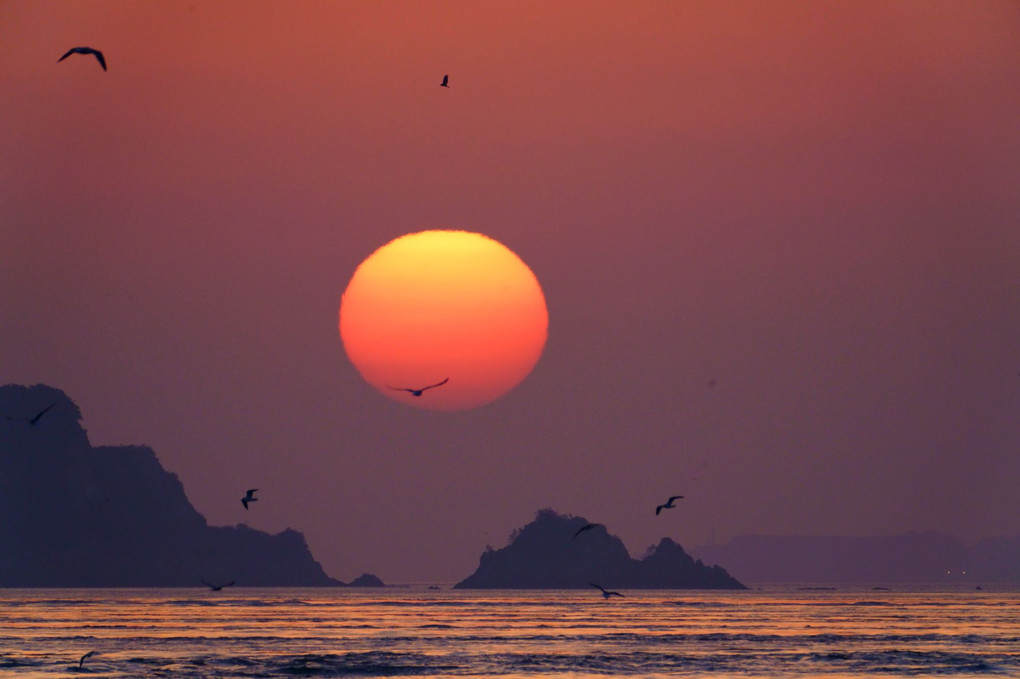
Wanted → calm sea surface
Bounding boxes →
[0,585,1017,678]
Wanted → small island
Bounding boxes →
[454,509,745,589]
[0,383,382,588]
[347,573,386,587]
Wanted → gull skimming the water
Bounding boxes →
[241,489,258,510]
[655,495,684,515]
[590,583,624,599]
[388,378,449,397]
[202,579,236,592]
[440,74,449,87]
[58,46,106,71]
[572,523,603,539]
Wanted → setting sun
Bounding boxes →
[340,230,548,410]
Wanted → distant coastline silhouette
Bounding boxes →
[693,532,1020,584]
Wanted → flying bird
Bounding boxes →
[4,403,56,426]
[440,74,449,87]
[58,46,106,71]
[388,378,449,397]
[655,495,684,515]
[28,403,56,426]
[572,522,604,539]
[79,651,97,668]
[202,579,236,592]
[241,488,258,510]
[590,583,624,599]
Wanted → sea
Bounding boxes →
[0,584,1017,678]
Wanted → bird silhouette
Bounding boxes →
[590,582,624,599]
[572,522,604,539]
[28,403,56,425]
[655,495,684,515]
[4,402,56,426]
[388,378,449,397]
[440,74,449,87]
[202,579,236,591]
[241,488,258,510]
[58,46,106,71]
[79,651,97,668]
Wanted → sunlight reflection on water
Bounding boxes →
[0,585,1017,678]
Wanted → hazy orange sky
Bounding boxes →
[2,0,1018,582]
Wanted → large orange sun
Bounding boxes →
[339,230,548,411]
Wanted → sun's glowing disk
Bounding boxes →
[340,230,548,410]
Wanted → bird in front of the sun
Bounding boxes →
[79,651,98,668]
[572,522,604,539]
[590,583,624,599]
[241,488,258,510]
[440,74,449,87]
[202,579,236,592]
[58,46,106,71]
[388,377,449,397]
[655,495,684,515]
[4,402,56,426]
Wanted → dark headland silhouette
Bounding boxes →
[454,509,745,589]
[0,384,382,588]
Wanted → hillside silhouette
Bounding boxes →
[0,384,368,587]
[455,509,745,589]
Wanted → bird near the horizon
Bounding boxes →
[79,651,97,668]
[58,46,106,71]
[241,488,258,510]
[440,74,449,87]
[202,579,236,591]
[572,522,604,539]
[655,495,684,515]
[590,583,624,599]
[388,377,449,397]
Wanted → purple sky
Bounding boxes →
[2,1,1018,582]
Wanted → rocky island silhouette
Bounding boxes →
[455,508,745,589]
[0,384,381,588]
